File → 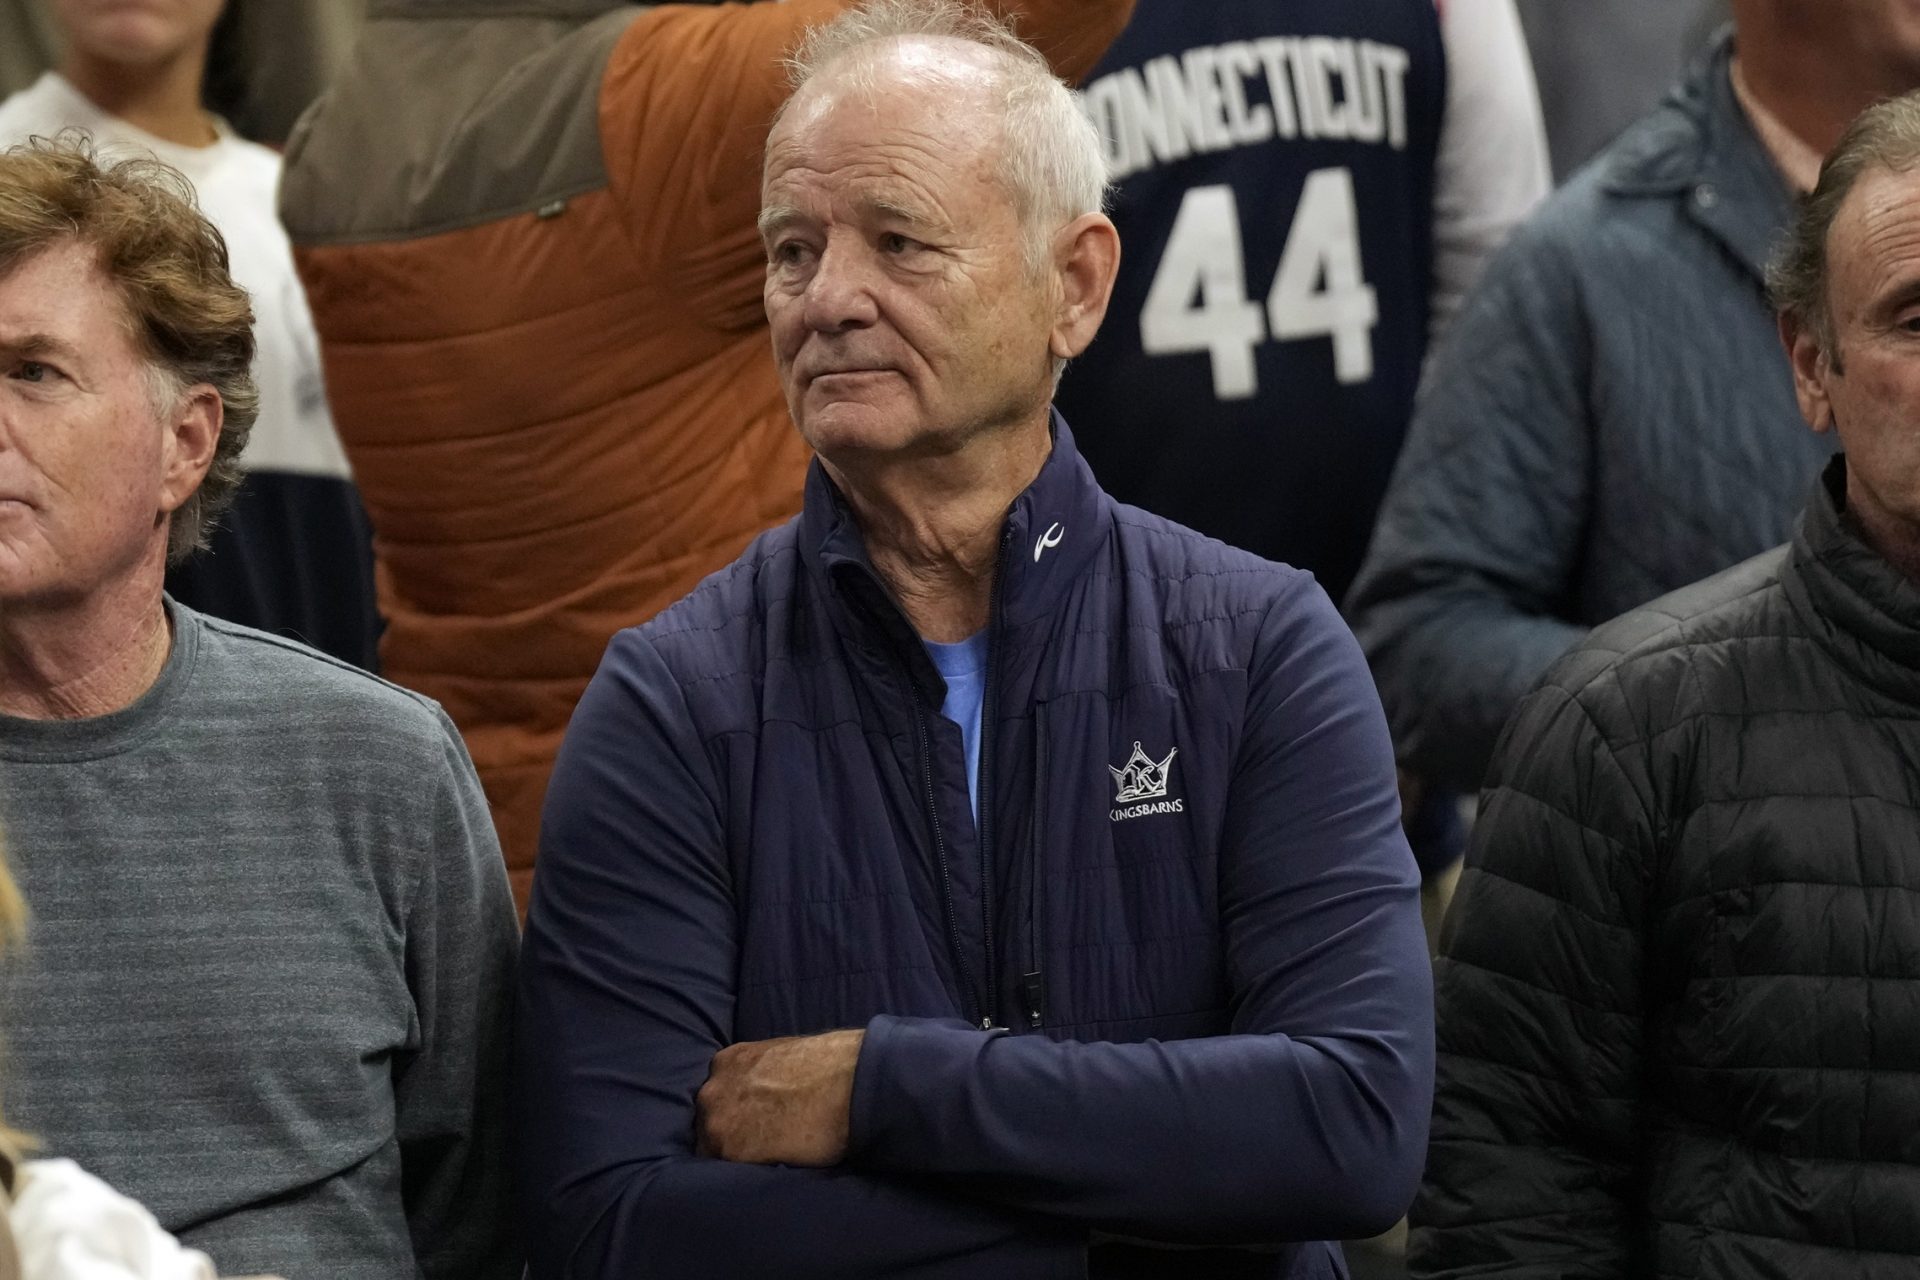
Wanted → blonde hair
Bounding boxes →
[0,134,258,564]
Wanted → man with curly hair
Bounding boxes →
[0,0,378,670]
[0,139,519,1279]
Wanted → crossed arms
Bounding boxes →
[514,582,1435,1277]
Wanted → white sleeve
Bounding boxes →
[1429,0,1552,340]
[11,1160,218,1280]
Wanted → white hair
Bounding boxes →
[782,0,1109,270]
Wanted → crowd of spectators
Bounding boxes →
[0,1,1916,1278]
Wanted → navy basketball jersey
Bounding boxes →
[1057,1,1446,603]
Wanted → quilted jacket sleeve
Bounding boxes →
[1408,668,1655,1277]
[514,632,1084,1280]
[847,579,1435,1245]
[1344,209,1594,791]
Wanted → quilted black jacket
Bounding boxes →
[1411,458,1920,1278]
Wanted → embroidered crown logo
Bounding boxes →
[1109,741,1178,804]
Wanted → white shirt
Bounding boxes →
[10,1160,215,1280]
[1430,0,1554,337]
[0,72,350,480]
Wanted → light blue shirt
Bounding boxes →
[924,632,989,825]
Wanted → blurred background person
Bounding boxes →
[0,0,378,669]
[281,0,1135,906]
[1345,0,1920,808]
[194,1,360,147]
[1411,93,1920,1274]
[1060,0,1547,634]
[0,0,357,146]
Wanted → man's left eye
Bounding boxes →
[15,361,48,383]
[880,233,917,254]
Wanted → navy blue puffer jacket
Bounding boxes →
[515,419,1433,1278]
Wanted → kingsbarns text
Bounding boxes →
[1080,38,1414,181]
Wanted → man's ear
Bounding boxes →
[1779,311,1837,434]
[1049,212,1120,362]
[159,385,223,516]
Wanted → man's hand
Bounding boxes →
[697,1028,865,1166]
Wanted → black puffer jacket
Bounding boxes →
[1411,458,1920,1279]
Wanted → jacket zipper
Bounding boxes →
[907,685,988,1030]
[1020,702,1048,1029]
[972,524,1014,1029]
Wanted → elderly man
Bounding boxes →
[514,3,1434,1277]
[281,0,1132,906]
[1412,94,1920,1276]
[0,142,519,1278]
[1346,0,1920,797]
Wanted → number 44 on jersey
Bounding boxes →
[1141,167,1378,400]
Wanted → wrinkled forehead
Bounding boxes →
[765,40,1006,186]
[1,235,160,362]
[0,237,126,331]
[1831,163,1920,311]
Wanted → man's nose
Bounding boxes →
[801,242,880,333]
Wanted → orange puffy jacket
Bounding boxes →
[283,0,1132,906]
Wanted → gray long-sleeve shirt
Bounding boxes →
[0,603,520,1279]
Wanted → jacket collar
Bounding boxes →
[802,409,1110,672]
[1600,27,1793,285]
[1784,455,1920,705]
